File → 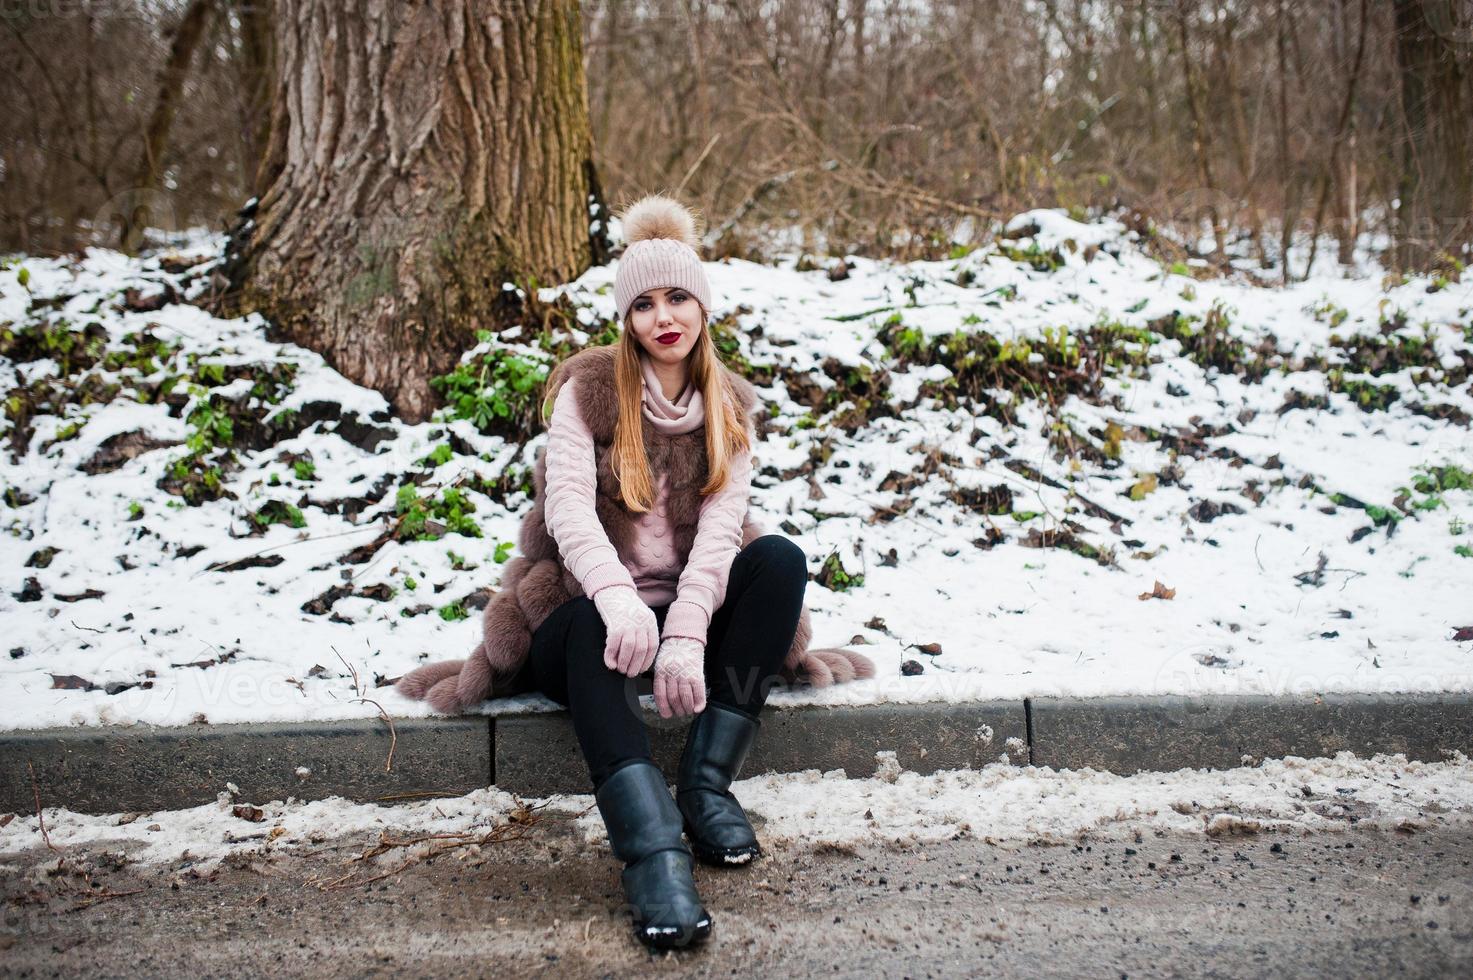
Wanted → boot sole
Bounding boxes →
[685,826,762,867]
[636,914,713,949]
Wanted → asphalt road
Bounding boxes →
[2,809,1470,978]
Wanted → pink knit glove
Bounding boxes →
[592,585,658,677]
[654,637,707,718]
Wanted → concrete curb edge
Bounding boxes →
[2,693,1470,814]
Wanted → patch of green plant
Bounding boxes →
[805,358,896,433]
[1364,504,1402,527]
[0,318,108,375]
[888,322,927,360]
[494,540,514,563]
[1040,326,1079,369]
[430,342,550,437]
[153,365,301,494]
[162,452,232,504]
[1148,301,1268,379]
[707,308,775,384]
[902,274,928,306]
[1088,319,1159,377]
[1310,327,1458,386]
[293,459,316,481]
[393,483,483,541]
[1455,545,1473,559]
[102,331,177,376]
[184,389,235,453]
[1328,372,1400,412]
[50,418,84,444]
[1306,298,1350,328]
[438,601,469,622]
[250,499,306,530]
[998,240,1065,273]
[404,575,418,591]
[815,551,863,592]
[422,442,455,467]
[1399,465,1473,515]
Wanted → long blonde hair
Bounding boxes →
[543,307,751,512]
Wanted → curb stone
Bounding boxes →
[0,717,490,816]
[1,694,1469,815]
[1027,692,1473,773]
[494,700,1029,797]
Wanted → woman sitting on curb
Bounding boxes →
[397,194,874,949]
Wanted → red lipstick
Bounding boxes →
[657,332,681,345]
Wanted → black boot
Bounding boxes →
[595,760,713,949]
[677,700,762,867]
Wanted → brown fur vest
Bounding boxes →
[395,345,874,714]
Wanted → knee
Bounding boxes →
[745,534,808,585]
[564,597,607,664]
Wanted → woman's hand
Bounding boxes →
[653,637,707,718]
[592,586,658,676]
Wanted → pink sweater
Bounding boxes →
[541,351,754,645]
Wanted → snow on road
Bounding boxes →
[2,752,1469,872]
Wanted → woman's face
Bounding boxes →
[626,287,703,368]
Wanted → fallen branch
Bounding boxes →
[29,760,60,853]
[307,810,547,892]
[66,886,148,912]
[330,644,398,772]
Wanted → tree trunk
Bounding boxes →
[226,0,605,422]
[121,0,215,255]
[1392,0,1472,268]
[231,0,277,202]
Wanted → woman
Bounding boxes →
[397,195,874,950]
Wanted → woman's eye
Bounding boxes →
[633,300,650,311]
[670,292,687,303]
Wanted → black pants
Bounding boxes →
[526,535,807,791]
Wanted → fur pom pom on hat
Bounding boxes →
[614,195,714,321]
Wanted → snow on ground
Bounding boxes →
[1,752,1469,872]
[2,212,1472,732]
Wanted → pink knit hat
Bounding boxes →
[613,195,713,321]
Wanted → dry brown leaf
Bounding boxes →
[1138,580,1176,601]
